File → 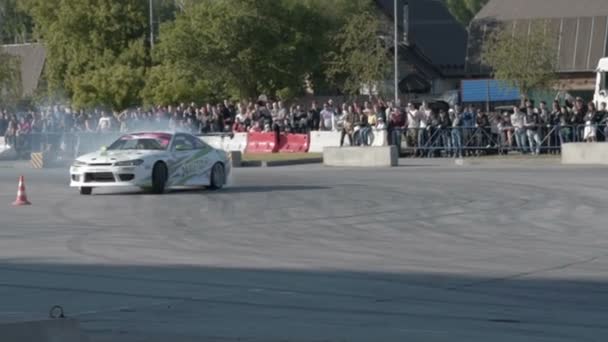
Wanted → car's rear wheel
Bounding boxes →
[209,163,225,190]
[152,162,168,194]
[80,187,93,195]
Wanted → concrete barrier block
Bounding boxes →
[562,143,608,165]
[323,146,398,167]
[309,131,343,153]
[454,158,481,166]
[199,136,224,150]
[0,146,17,160]
[223,133,248,153]
[0,319,89,342]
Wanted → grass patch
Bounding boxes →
[243,153,322,162]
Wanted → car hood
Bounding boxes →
[76,150,166,164]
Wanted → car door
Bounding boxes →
[188,135,216,185]
[169,134,213,186]
[168,133,196,186]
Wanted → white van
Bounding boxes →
[594,57,608,106]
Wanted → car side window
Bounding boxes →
[172,135,195,151]
[185,134,207,150]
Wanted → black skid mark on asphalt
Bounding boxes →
[488,318,522,324]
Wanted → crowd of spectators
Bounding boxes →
[1,96,607,157]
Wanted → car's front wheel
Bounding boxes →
[80,187,93,195]
[152,162,168,194]
[209,163,225,190]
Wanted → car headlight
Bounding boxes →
[114,159,144,166]
[72,160,87,167]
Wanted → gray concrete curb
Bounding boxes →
[263,158,323,167]
[237,158,323,168]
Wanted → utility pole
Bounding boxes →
[394,0,399,105]
[149,0,154,49]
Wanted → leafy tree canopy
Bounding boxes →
[0,0,34,44]
[20,0,150,110]
[13,0,394,108]
[482,21,558,101]
[145,0,343,103]
[326,7,391,96]
[445,0,488,26]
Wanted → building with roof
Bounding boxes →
[0,43,46,98]
[374,0,468,96]
[466,0,608,95]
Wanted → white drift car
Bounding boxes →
[70,132,230,195]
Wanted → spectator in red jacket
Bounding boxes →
[249,120,263,133]
[388,107,405,151]
[232,116,246,132]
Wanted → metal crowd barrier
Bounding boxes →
[6,124,608,161]
[10,132,122,160]
[393,124,608,156]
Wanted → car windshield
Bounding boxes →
[107,134,171,150]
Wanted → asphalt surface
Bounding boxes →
[1,159,608,341]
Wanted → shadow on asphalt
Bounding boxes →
[0,262,606,341]
[92,185,330,196]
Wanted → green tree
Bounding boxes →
[145,0,332,103]
[325,9,391,96]
[482,21,558,102]
[0,0,34,44]
[20,0,150,110]
[445,0,488,26]
[142,64,221,106]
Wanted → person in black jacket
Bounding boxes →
[558,106,572,144]
[292,105,308,133]
[475,111,491,155]
[437,109,452,157]
[571,97,586,141]
[524,108,541,155]
[308,101,320,131]
[598,102,608,142]
[548,100,561,152]
[220,101,233,132]
[426,111,440,157]
[0,111,8,137]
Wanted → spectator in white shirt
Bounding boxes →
[417,102,432,156]
[510,106,527,153]
[320,103,335,131]
[406,103,420,151]
[97,112,112,132]
[376,117,386,130]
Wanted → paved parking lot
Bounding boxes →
[1,160,607,341]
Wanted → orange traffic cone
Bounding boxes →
[12,176,31,206]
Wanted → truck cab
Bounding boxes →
[594,58,608,106]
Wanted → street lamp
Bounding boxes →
[394,0,399,106]
[149,0,154,49]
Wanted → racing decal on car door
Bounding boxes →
[168,148,213,186]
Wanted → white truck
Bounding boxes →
[594,57,608,106]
